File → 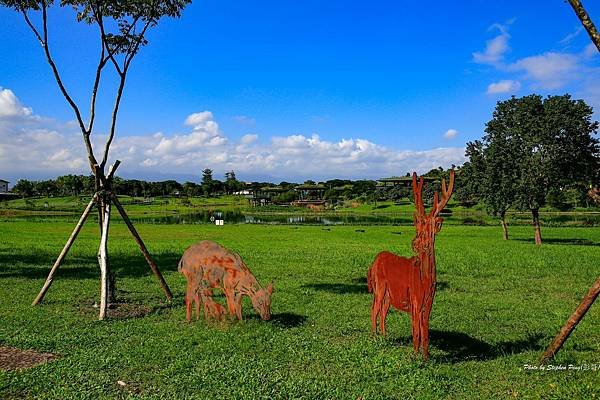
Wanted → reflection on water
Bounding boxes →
[132,211,415,225]
[2,209,599,226]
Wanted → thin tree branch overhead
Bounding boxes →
[567,0,600,52]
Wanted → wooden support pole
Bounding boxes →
[110,193,173,301]
[32,194,98,306]
[106,160,121,181]
[97,196,112,320]
[567,0,600,52]
[541,277,600,363]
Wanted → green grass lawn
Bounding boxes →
[0,221,599,399]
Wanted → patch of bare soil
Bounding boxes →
[0,346,57,371]
[109,303,152,319]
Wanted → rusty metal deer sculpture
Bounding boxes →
[368,170,455,358]
[178,241,273,322]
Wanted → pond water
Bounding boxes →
[130,211,416,225]
[2,209,599,226]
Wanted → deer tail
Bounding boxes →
[367,262,375,293]
[177,258,184,273]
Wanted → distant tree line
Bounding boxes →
[11,170,247,198]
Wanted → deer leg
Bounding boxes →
[421,298,434,358]
[194,290,201,320]
[234,293,243,320]
[185,281,194,322]
[411,307,422,353]
[371,285,384,334]
[199,288,215,320]
[380,291,391,336]
[224,289,238,318]
[370,294,378,334]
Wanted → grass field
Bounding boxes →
[0,221,599,399]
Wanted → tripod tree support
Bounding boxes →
[110,193,173,301]
[541,277,600,363]
[32,165,173,319]
[32,193,98,306]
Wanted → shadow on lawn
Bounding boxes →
[515,238,598,246]
[244,312,308,328]
[303,278,449,294]
[0,249,183,280]
[393,330,546,362]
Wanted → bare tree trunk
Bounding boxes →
[541,277,600,363]
[567,0,600,52]
[32,194,98,305]
[97,196,111,320]
[500,211,509,241]
[532,208,542,246]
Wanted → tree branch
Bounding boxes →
[568,0,600,52]
[87,6,108,135]
[100,18,153,168]
[97,13,124,77]
[100,74,126,168]
[37,0,99,172]
[20,9,44,46]
[125,19,153,71]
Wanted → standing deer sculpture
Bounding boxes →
[368,170,455,358]
[178,240,273,322]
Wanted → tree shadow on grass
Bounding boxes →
[393,330,546,363]
[270,312,308,328]
[244,312,308,328]
[0,249,183,280]
[514,238,598,246]
[303,278,449,294]
[303,283,369,294]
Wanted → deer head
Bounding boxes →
[251,282,273,320]
[411,170,455,255]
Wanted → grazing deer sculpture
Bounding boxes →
[368,170,455,358]
[178,240,273,322]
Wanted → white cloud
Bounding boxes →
[184,111,213,127]
[559,26,583,46]
[486,79,521,94]
[0,87,33,118]
[474,22,600,93]
[443,129,458,139]
[240,134,258,144]
[509,52,579,89]
[0,88,467,181]
[473,23,511,65]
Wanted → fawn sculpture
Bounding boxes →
[178,240,273,322]
[368,170,455,358]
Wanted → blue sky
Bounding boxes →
[1,0,599,183]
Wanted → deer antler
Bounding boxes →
[412,172,426,217]
[430,169,455,217]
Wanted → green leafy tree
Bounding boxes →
[182,181,200,197]
[224,170,243,194]
[464,98,523,240]
[13,179,35,197]
[472,94,599,245]
[201,168,215,195]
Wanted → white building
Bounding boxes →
[0,180,8,193]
